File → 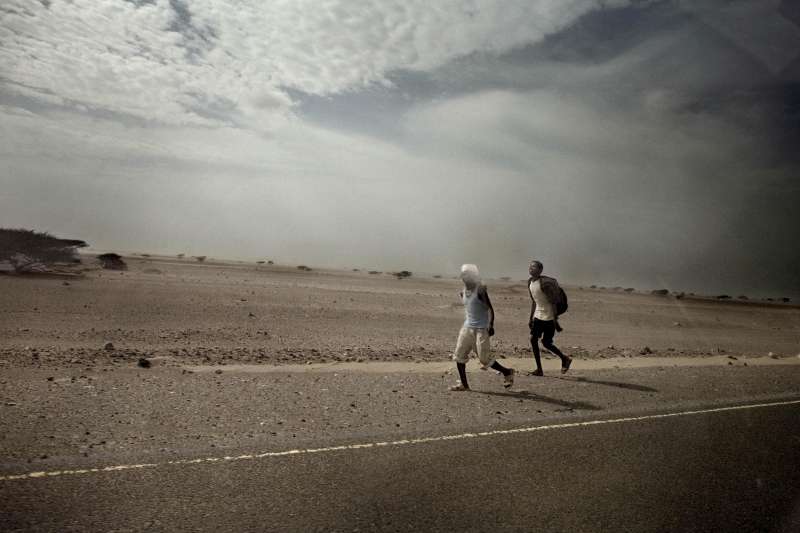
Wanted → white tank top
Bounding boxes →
[463,287,490,328]
[530,279,555,321]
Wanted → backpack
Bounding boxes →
[529,277,568,316]
[556,286,568,316]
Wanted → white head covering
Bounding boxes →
[460,263,480,284]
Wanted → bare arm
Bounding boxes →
[478,286,495,334]
[527,278,536,326]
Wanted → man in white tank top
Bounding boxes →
[528,260,572,376]
[449,264,515,391]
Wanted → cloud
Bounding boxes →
[679,0,800,75]
[400,86,764,266]
[1,0,798,296]
[1,0,631,127]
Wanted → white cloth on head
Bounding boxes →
[460,263,480,279]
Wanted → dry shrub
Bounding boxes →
[0,228,87,271]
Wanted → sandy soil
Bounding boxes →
[1,256,799,477]
[1,254,798,370]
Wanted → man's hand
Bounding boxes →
[555,320,563,333]
[488,326,495,337]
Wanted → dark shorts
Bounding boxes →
[530,318,556,344]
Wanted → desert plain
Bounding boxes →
[1,254,799,531]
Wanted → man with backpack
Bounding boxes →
[527,260,572,376]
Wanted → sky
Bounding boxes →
[1,0,799,297]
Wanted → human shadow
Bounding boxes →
[474,389,603,411]
[547,375,658,393]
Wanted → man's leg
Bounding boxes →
[490,361,511,376]
[529,320,544,375]
[530,340,544,375]
[541,324,572,373]
[455,362,469,389]
[450,327,473,391]
[477,329,515,388]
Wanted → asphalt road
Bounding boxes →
[2,400,799,532]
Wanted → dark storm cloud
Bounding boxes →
[290,1,800,296]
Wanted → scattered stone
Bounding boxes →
[137,358,151,368]
[769,352,779,359]
[727,355,738,360]
[640,346,653,355]
[248,312,256,318]
[104,342,115,351]
[62,281,70,286]
[716,295,731,300]
[215,369,223,374]
[651,289,669,296]
[672,322,682,327]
